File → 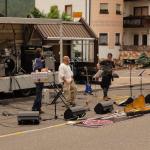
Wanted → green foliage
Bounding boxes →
[30,7,46,18]
[136,53,150,67]
[61,12,72,21]
[48,5,60,19]
[0,0,35,17]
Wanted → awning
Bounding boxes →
[35,21,96,40]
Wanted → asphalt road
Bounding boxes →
[0,84,150,150]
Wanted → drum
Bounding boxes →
[4,58,15,76]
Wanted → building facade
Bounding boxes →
[35,0,123,60]
[90,0,123,59]
[121,0,150,60]
[35,0,90,23]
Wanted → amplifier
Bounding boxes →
[42,88,53,104]
[17,111,40,125]
[0,63,5,76]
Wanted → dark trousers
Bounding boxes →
[32,83,43,111]
[101,75,112,97]
[103,87,109,97]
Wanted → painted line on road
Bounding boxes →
[0,123,67,139]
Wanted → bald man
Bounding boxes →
[58,56,77,106]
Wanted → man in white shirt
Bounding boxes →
[58,56,77,106]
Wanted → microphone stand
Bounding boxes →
[49,54,69,119]
[138,70,145,95]
[129,63,133,97]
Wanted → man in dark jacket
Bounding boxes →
[100,53,115,100]
[32,48,45,113]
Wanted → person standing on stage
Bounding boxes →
[32,48,45,113]
[100,53,115,100]
[58,56,77,106]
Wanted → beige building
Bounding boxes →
[90,0,123,59]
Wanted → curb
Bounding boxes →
[77,82,150,93]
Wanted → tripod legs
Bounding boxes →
[51,90,69,119]
[54,102,58,119]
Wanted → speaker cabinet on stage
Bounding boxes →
[94,101,114,114]
[17,111,40,125]
[145,94,150,104]
[64,106,87,120]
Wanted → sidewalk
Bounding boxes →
[77,68,150,92]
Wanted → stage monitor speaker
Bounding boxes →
[94,101,114,114]
[17,111,40,125]
[145,94,150,104]
[64,106,87,120]
[119,97,134,106]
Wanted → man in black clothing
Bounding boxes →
[32,48,45,113]
[100,53,115,100]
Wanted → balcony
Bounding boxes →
[124,16,150,28]
[124,0,145,1]
[121,45,150,51]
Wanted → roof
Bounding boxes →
[0,17,97,41]
[35,20,96,40]
[36,23,94,40]
[0,17,62,24]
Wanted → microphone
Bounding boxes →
[138,70,145,76]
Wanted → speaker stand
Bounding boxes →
[50,83,69,119]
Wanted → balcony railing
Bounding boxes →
[121,45,150,51]
[124,0,145,1]
[124,16,150,28]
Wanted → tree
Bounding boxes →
[136,52,150,67]
[61,12,72,21]
[0,0,35,17]
[48,5,60,19]
[30,7,46,18]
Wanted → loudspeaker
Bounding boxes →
[94,101,114,114]
[145,94,150,103]
[17,111,40,125]
[119,97,134,106]
[64,106,87,120]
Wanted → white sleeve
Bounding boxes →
[58,64,65,81]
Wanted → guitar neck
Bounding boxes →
[85,67,89,84]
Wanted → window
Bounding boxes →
[116,4,121,15]
[71,40,94,62]
[115,33,120,45]
[65,5,72,16]
[99,33,108,45]
[134,34,139,46]
[134,7,148,16]
[100,3,109,14]
[142,34,147,45]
